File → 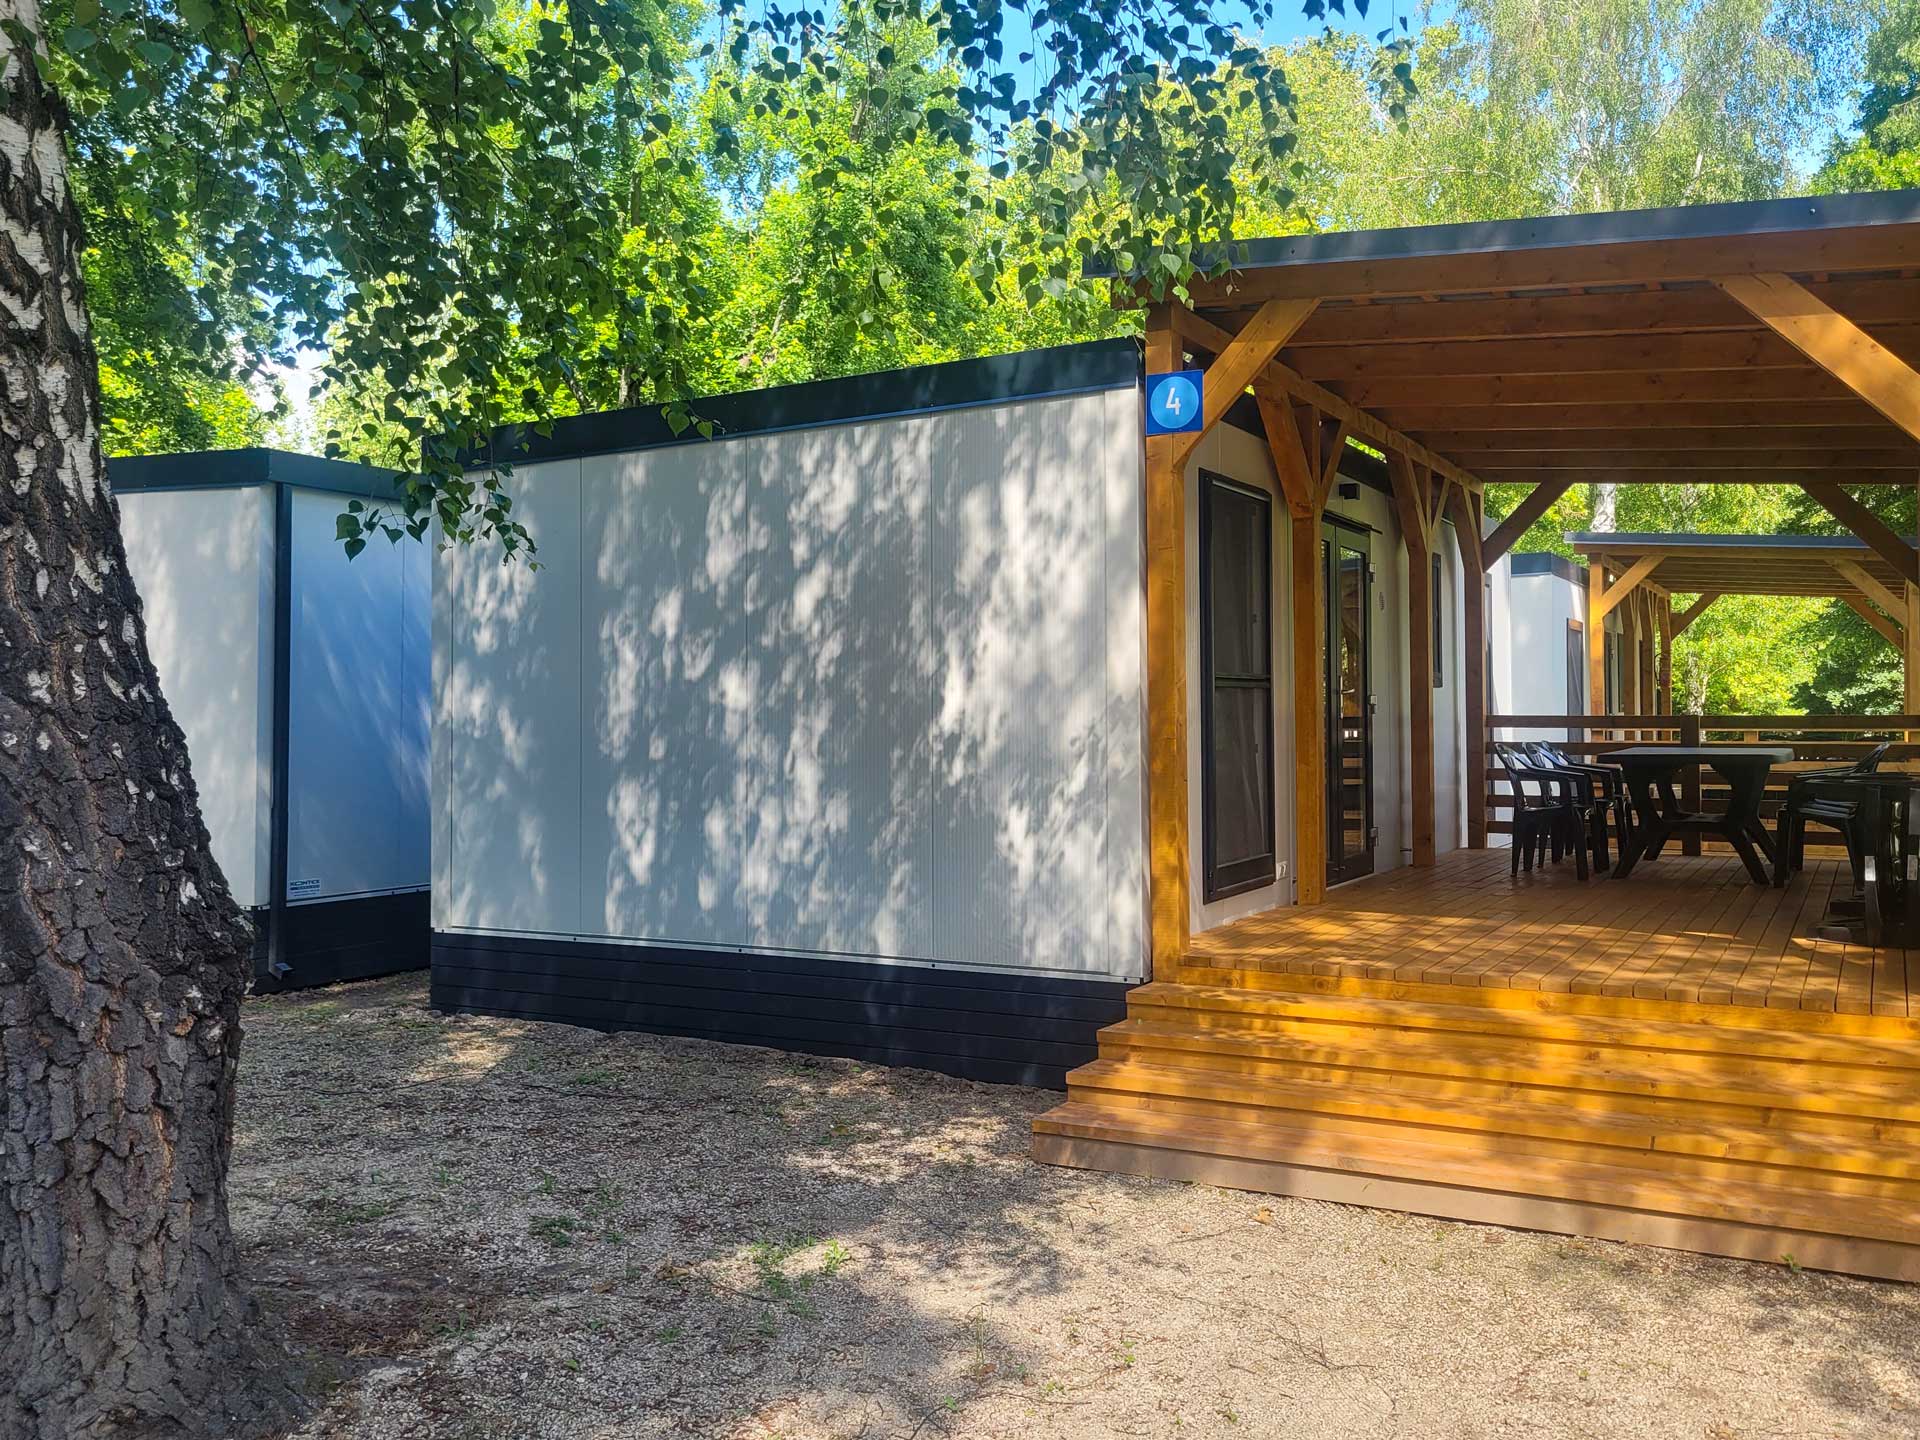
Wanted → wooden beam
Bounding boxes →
[1841,592,1903,647]
[1344,369,1861,410]
[1592,555,1663,621]
[1143,303,1190,971]
[1256,385,1318,516]
[1659,596,1674,716]
[1389,451,1437,868]
[1290,329,1920,384]
[1174,306,1485,495]
[1445,482,1487,849]
[1482,479,1574,566]
[1315,416,1352,510]
[1380,401,1893,431]
[1257,390,1328,905]
[1636,590,1657,731]
[1274,275,1920,347]
[1831,556,1905,619]
[1798,482,1920,584]
[1716,271,1920,446]
[1168,297,1321,469]
[1908,582,1920,716]
[1177,222,1920,307]
[1588,560,1608,731]
[1478,468,1920,486]
[1454,448,1920,471]
[1413,426,1915,454]
[1672,593,1720,636]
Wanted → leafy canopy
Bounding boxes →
[28,0,1402,557]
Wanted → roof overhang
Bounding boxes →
[1566,531,1912,598]
[1121,191,1920,493]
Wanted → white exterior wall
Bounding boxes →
[1499,562,1588,740]
[119,486,275,908]
[284,489,432,903]
[434,386,1148,981]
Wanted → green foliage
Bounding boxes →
[69,151,271,456]
[35,0,1366,558]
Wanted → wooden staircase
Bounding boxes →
[1031,969,1920,1281]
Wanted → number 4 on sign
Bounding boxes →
[1146,370,1205,437]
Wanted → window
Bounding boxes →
[1603,630,1619,713]
[1431,552,1445,687]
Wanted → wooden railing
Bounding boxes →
[1482,715,1920,849]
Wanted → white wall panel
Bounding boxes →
[437,459,585,935]
[1100,385,1148,974]
[285,488,430,901]
[929,394,1117,974]
[440,388,1145,980]
[582,438,752,946]
[119,487,274,908]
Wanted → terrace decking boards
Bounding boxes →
[1033,851,1920,1282]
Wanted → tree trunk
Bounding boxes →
[0,7,285,1435]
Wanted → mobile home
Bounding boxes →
[430,340,1469,1085]
[116,448,431,990]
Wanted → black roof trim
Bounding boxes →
[465,338,1144,468]
[1563,531,1910,549]
[109,447,404,500]
[1086,190,1920,280]
[1510,551,1586,585]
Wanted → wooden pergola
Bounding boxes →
[1568,531,1920,722]
[1114,191,1920,972]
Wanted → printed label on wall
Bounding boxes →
[287,878,322,898]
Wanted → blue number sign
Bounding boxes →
[1145,369,1205,436]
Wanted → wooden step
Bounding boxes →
[1171,966,1920,1039]
[1066,1056,1920,1189]
[1100,1014,1920,1128]
[1031,1101,1920,1279]
[1134,979,1920,1062]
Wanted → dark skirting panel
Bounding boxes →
[430,932,1134,1090]
[251,891,431,993]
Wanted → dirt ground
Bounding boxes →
[235,974,1920,1440]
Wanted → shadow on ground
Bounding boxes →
[232,974,1920,1440]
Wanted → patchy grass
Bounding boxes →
[234,972,1920,1440]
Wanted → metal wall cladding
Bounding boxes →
[285,488,431,903]
[119,486,276,908]
[434,387,1148,980]
[436,458,586,936]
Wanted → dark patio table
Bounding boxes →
[1606,745,1794,885]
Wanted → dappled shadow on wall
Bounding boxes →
[440,390,1143,976]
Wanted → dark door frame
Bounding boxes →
[1323,513,1376,887]
[1198,471,1278,903]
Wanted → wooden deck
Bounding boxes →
[1035,850,1920,1281]
[1184,850,1917,1017]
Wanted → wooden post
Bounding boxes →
[1681,712,1703,856]
[1637,590,1656,738]
[1905,580,1920,718]
[1143,303,1191,971]
[1588,560,1608,742]
[1388,452,1437,867]
[1445,485,1487,848]
[1257,387,1329,903]
[1659,595,1674,725]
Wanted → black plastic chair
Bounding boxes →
[1774,741,1893,887]
[1497,742,1587,879]
[1525,741,1625,874]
